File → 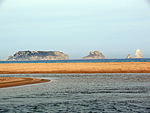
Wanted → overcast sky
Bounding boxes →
[0,0,150,59]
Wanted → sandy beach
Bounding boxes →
[0,62,150,74]
[0,62,149,88]
[0,77,50,88]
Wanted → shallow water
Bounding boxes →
[0,73,150,113]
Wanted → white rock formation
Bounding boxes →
[135,49,143,58]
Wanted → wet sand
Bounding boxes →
[0,62,150,74]
[0,77,50,88]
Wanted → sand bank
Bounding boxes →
[0,77,50,88]
[0,62,150,74]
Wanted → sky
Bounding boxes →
[0,0,150,59]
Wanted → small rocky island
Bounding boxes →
[7,51,69,61]
[127,49,143,59]
[83,51,105,59]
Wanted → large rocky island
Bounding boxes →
[7,51,69,61]
[83,51,105,59]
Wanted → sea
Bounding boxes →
[0,58,150,63]
[0,58,150,113]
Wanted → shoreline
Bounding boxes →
[0,62,150,74]
[0,62,150,88]
[0,77,50,88]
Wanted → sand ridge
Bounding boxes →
[0,77,50,88]
[0,62,150,74]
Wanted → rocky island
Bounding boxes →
[7,51,69,61]
[83,51,105,59]
[126,49,143,59]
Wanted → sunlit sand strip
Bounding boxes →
[0,77,50,88]
[0,62,150,73]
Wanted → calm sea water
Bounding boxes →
[0,58,150,64]
[0,73,150,113]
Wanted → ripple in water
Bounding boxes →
[0,73,150,113]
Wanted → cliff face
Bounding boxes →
[7,51,69,61]
[83,51,105,59]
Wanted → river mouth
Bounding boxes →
[0,73,150,113]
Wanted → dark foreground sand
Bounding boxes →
[0,62,150,74]
[0,77,50,88]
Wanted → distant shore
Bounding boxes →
[0,62,150,74]
[0,77,50,88]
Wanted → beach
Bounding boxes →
[0,62,150,88]
[0,62,150,74]
[0,77,50,88]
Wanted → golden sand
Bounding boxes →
[0,62,150,74]
[0,62,150,88]
[0,77,50,88]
